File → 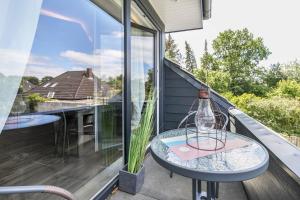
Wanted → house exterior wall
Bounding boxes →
[162,59,234,131]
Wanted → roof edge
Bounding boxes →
[164,58,234,110]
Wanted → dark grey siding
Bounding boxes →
[163,59,234,131]
[164,66,198,130]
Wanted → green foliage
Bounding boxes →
[194,68,230,93]
[165,34,183,65]
[224,92,300,136]
[128,90,155,173]
[108,75,122,90]
[184,41,197,72]
[190,28,300,137]
[27,93,47,112]
[267,80,300,99]
[41,76,54,84]
[222,92,261,113]
[200,52,219,70]
[201,28,271,95]
[145,69,154,99]
[281,60,300,82]
[263,63,287,88]
[247,97,300,136]
[23,76,39,85]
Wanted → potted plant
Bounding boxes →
[119,91,155,194]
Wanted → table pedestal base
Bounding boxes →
[192,179,219,200]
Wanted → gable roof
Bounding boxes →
[26,68,99,100]
[22,80,36,92]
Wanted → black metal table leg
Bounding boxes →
[197,180,201,194]
[212,182,216,199]
[206,181,217,200]
[207,181,211,200]
[192,179,197,200]
[170,171,173,178]
[216,182,219,198]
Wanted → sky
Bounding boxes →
[23,0,125,80]
[20,0,153,80]
[171,0,300,67]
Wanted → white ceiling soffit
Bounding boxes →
[149,0,206,33]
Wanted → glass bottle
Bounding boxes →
[194,89,216,133]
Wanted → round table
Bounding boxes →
[150,128,269,200]
[3,114,61,131]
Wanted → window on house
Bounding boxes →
[43,82,51,87]
[50,82,58,87]
[47,91,55,98]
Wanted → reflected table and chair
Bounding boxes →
[3,114,61,131]
[150,128,269,200]
[3,114,61,146]
[0,104,123,199]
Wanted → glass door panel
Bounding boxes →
[0,0,124,199]
[131,26,155,132]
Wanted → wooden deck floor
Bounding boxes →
[0,126,121,200]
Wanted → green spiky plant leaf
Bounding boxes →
[127,90,155,173]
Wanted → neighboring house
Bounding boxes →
[21,80,36,92]
[26,68,100,100]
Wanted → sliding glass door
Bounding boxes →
[0,0,124,199]
[130,0,158,138]
[131,26,155,131]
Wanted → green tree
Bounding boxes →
[200,40,219,71]
[41,76,53,84]
[263,63,286,88]
[108,75,122,90]
[165,34,183,65]
[145,69,154,99]
[281,60,300,82]
[23,76,39,85]
[194,68,230,93]
[184,41,197,72]
[207,28,271,95]
[200,52,219,71]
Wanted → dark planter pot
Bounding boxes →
[119,164,145,195]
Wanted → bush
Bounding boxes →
[27,93,47,112]
[248,97,300,136]
[223,92,300,136]
[267,79,300,99]
[222,92,261,113]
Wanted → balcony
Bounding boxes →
[109,59,300,200]
[1,0,300,199]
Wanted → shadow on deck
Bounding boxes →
[110,155,248,200]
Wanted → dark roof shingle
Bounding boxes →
[26,68,98,100]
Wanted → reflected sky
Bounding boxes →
[25,0,124,80]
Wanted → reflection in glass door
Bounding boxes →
[131,26,155,132]
[0,0,124,199]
